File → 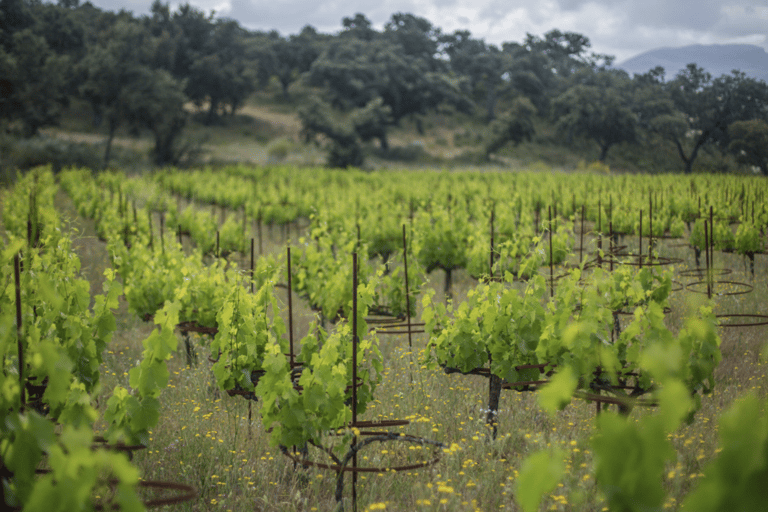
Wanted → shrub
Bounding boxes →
[266,137,293,162]
[0,135,101,174]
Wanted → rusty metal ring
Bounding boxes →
[685,280,753,296]
[282,433,443,473]
[679,267,732,278]
[715,314,768,328]
[176,321,218,335]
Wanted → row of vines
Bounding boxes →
[2,164,768,511]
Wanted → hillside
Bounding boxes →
[618,43,768,82]
[25,83,738,177]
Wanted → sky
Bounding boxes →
[88,0,768,62]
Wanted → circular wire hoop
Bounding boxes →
[715,314,768,328]
[373,321,426,335]
[92,436,146,457]
[600,254,683,267]
[176,321,218,336]
[28,472,197,511]
[679,267,732,278]
[685,280,754,296]
[137,480,198,509]
[614,306,672,316]
[281,431,444,474]
[574,390,658,408]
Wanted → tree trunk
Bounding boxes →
[598,142,610,162]
[378,130,389,151]
[103,118,118,170]
[280,77,291,100]
[675,135,706,174]
[206,98,219,125]
[485,86,497,123]
[487,373,502,440]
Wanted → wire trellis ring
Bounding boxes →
[685,280,753,296]
[715,314,768,328]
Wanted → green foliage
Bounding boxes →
[515,449,566,512]
[413,207,470,273]
[683,394,768,512]
[0,28,70,137]
[105,301,180,446]
[734,222,764,255]
[593,413,673,512]
[210,284,286,392]
[485,96,536,158]
[729,119,768,176]
[0,135,102,172]
[665,66,768,173]
[712,221,735,251]
[553,68,638,162]
[0,175,144,510]
[257,290,382,453]
[424,274,547,381]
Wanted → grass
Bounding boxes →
[53,186,768,512]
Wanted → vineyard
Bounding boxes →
[1,165,767,512]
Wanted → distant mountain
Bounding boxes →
[617,44,768,83]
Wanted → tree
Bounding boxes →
[384,12,442,68]
[261,26,326,99]
[552,69,638,162]
[0,28,70,137]
[340,13,376,41]
[659,65,768,173]
[501,42,556,113]
[186,19,256,122]
[79,20,155,167]
[442,30,504,121]
[299,96,391,168]
[484,96,536,159]
[523,29,613,79]
[305,20,470,149]
[123,69,190,166]
[729,119,768,175]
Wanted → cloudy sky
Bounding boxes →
[89,0,767,62]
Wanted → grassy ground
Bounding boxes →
[51,184,768,512]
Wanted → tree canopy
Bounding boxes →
[1,1,767,172]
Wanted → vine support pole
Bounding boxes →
[579,205,585,264]
[250,238,255,294]
[648,195,653,260]
[351,252,359,512]
[609,221,614,272]
[597,200,602,268]
[639,210,643,269]
[402,225,413,350]
[549,206,554,298]
[148,210,154,250]
[14,253,24,409]
[704,220,711,299]
[707,206,715,292]
[490,208,495,281]
[287,246,294,365]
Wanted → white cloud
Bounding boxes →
[88,0,768,61]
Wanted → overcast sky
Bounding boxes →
[88,0,768,62]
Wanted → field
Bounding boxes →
[2,165,768,512]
